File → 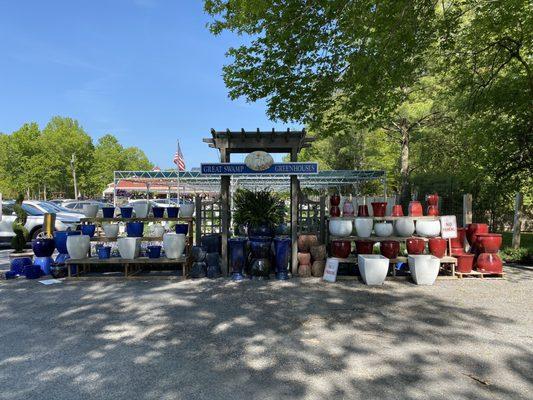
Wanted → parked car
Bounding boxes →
[0,201,82,242]
[61,200,113,216]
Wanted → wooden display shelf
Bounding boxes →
[329,235,429,242]
[455,270,505,279]
[332,255,457,264]
[327,216,439,221]
[80,217,193,223]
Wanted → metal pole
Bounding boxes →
[113,171,117,207]
[71,154,78,200]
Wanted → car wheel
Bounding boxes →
[31,227,43,241]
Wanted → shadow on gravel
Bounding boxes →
[0,278,531,399]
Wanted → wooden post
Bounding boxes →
[512,193,523,249]
[195,195,202,246]
[290,148,299,275]
[319,195,326,244]
[463,194,472,227]
[220,149,230,276]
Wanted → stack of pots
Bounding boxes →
[451,227,474,273]
[475,233,503,274]
[297,234,318,277]
[310,244,327,277]
[190,245,207,278]
[329,194,341,217]
[426,193,439,216]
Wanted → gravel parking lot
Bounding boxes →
[1,247,532,400]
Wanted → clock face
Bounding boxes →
[245,151,274,171]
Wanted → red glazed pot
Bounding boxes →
[456,254,474,273]
[329,206,341,217]
[475,233,502,253]
[331,240,351,258]
[371,202,387,217]
[450,228,466,249]
[355,240,374,255]
[408,201,423,217]
[391,205,404,217]
[330,194,341,206]
[426,193,439,206]
[451,248,466,256]
[476,253,503,273]
[357,205,369,217]
[380,240,400,259]
[427,205,439,216]
[466,223,489,246]
[406,238,426,254]
[428,237,447,258]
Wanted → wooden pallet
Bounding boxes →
[455,270,505,279]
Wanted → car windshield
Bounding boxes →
[21,204,44,216]
[43,201,75,213]
[36,202,60,213]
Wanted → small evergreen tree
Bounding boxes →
[11,194,28,252]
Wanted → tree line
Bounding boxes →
[0,116,153,199]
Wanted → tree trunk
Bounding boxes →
[399,122,410,205]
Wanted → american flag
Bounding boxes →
[173,141,186,171]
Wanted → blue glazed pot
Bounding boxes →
[201,234,221,254]
[120,207,133,218]
[190,261,207,279]
[97,246,111,259]
[152,207,165,218]
[54,230,80,254]
[147,245,162,259]
[206,253,221,278]
[167,207,180,218]
[5,271,18,279]
[80,224,96,238]
[248,223,273,238]
[24,265,42,279]
[175,223,189,235]
[10,257,33,275]
[102,207,115,218]
[228,237,247,281]
[249,236,272,279]
[126,222,144,237]
[191,246,207,262]
[274,236,291,280]
[33,256,53,275]
[32,238,56,257]
[55,253,70,264]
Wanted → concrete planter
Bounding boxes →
[408,255,440,285]
[163,233,186,259]
[374,222,393,237]
[66,235,90,259]
[82,204,99,218]
[394,217,415,237]
[180,203,195,218]
[117,237,141,259]
[357,254,389,285]
[329,218,353,237]
[415,220,441,238]
[354,218,373,238]
[132,201,150,218]
[102,223,119,238]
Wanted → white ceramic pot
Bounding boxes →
[328,219,353,237]
[82,204,99,218]
[408,255,440,285]
[66,235,90,259]
[132,201,150,218]
[374,222,393,237]
[354,218,373,238]
[163,233,186,259]
[357,254,389,285]
[180,203,195,218]
[117,237,141,259]
[394,217,415,237]
[415,220,441,237]
[102,223,119,238]
[151,224,166,237]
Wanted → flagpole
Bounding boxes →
[176,140,181,206]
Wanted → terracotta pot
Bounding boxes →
[297,252,311,265]
[406,238,425,255]
[329,205,341,217]
[391,205,404,217]
[456,254,474,273]
[380,240,400,259]
[428,237,447,258]
[298,263,312,277]
[371,202,387,217]
[330,194,341,206]
[311,260,326,277]
[310,244,327,261]
[297,234,318,252]
[475,233,502,253]
[331,240,351,258]
[355,240,374,255]
[427,205,439,216]
[450,228,466,249]
[476,253,503,273]
[357,205,369,217]
[408,201,423,217]
[466,223,489,246]
[426,193,439,206]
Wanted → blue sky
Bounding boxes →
[0,0,301,168]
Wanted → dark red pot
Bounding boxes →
[451,248,466,256]
[427,205,439,216]
[428,237,447,258]
[331,240,351,258]
[466,223,489,246]
[330,194,341,206]
[426,193,439,206]
[329,206,341,217]
[406,238,425,254]
[371,202,387,217]
[476,253,503,273]
[456,254,474,273]
[450,228,466,249]
[408,201,423,217]
[380,240,400,259]
[357,205,369,217]
[475,233,502,253]
[355,240,374,255]
[391,205,404,217]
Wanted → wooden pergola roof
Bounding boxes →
[203,128,315,154]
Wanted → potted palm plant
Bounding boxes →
[232,189,285,237]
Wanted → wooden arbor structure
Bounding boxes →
[203,128,315,275]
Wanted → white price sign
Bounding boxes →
[440,215,457,239]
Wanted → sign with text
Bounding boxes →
[440,215,458,239]
[201,162,318,175]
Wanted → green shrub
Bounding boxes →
[500,247,531,264]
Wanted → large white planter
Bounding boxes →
[102,223,119,238]
[374,222,393,237]
[355,218,373,238]
[132,201,150,218]
[163,233,186,259]
[415,220,441,237]
[66,235,90,259]
[180,203,195,218]
[329,219,353,237]
[82,204,99,218]
[117,237,141,259]
[357,254,389,285]
[151,224,166,237]
[408,255,440,285]
[394,217,415,237]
